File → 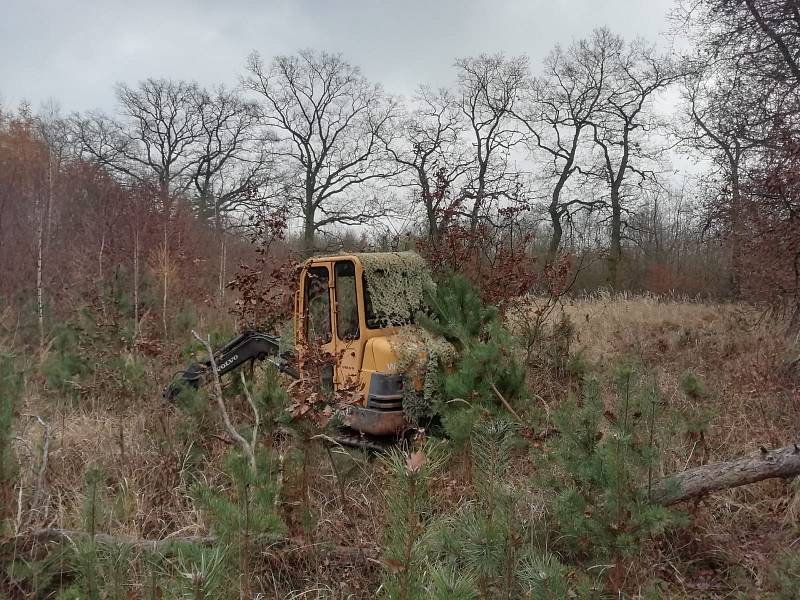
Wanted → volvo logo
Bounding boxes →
[218,354,239,370]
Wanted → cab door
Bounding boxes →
[332,259,364,392]
[299,262,335,395]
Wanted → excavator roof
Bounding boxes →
[304,250,426,271]
[305,251,431,329]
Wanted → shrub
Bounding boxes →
[41,323,88,397]
[426,420,520,597]
[417,276,526,442]
[381,441,447,600]
[0,352,21,534]
[192,447,282,597]
[541,369,687,592]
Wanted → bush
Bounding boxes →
[381,441,447,600]
[417,276,526,442]
[540,368,687,592]
[41,323,89,397]
[0,352,22,534]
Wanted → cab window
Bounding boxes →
[304,266,331,343]
[335,261,359,340]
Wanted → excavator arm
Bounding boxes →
[164,330,295,400]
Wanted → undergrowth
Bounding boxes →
[2,285,798,598]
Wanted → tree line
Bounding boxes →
[2,1,799,344]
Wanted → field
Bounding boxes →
[5,294,800,598]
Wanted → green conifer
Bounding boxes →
[381,441,447,600]
[0,352,21,535]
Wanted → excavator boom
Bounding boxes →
[164,330,288,399]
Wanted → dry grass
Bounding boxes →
[552,292,800,597]
[558,291,797,452]
[7,293,800,598]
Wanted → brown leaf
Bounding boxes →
[382,558,406,573]
[406,450,427,473]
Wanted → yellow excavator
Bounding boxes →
[165,251,437,439]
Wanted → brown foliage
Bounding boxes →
[734,134,800,325]
[227,206,296,332]
[0,111,256,345]
[418,217,539,310]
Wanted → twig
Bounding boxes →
[28,415,50,523]
[490,383,524,424]
[240,372,260,454]
[192,330,256,474]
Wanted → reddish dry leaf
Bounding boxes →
[406,450,427,473]
[382,558,407,573]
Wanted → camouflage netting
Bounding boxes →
[356,251,433,329]
[388,325,457,424]
[357,251,456,423]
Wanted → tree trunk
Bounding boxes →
[303,208,316,256]
[420,173,438,243]
[161,181,170,338]
[98,231,106,320]
[218,231,227,303]
[607,187,623,288]
[36,185,46,349]
[133,227,140,339]
[729,163,742,297]
[649,443,800,506]
[548,203,563,262]
[162,221,169,338]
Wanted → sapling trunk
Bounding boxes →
[162,223,169,338]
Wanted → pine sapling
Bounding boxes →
[381,441,446,600]
[0,352,22,534]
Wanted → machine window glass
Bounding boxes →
[363,270,418,329]
[305,266,331,343]
[334,261,359,340]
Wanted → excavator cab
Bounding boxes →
[166,251,432,438]
[296,253,428,435]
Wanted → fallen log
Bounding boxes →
[19,528,219,551]
[10,528,377,561]
[650,442,800,506]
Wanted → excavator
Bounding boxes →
[165,251,437,440]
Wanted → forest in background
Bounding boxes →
[2,0,800,598]
[8,3,800,344]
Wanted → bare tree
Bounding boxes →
[34,104,71,346]
[674,0,800,120]
[673,0,800,301]
[190,87,275,299]
[74,79,204,209]
[455,54,528,230]
[191,86,272,226]
[587,30,678,287]
[388,87,471,241]
[678,65,770,288]
[243,49,399,253]
[513,35,610,260]
[73,78,205,335]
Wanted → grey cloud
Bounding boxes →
[0,0,675,113]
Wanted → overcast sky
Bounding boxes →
[1,0,676,114]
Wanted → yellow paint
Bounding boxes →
[295,252,417,407]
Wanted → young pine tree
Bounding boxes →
[425,420,520,598]
[541,369,686,593]
[417,276,526,446]
[0,352,22,534]
[192,447,282,598]
[381,441,447,600]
